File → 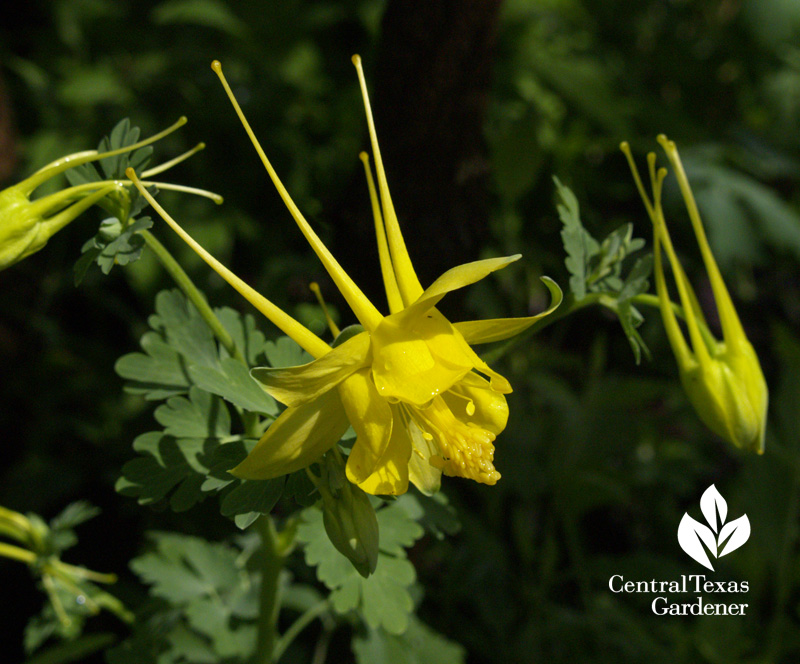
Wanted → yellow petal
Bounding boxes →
[251,332,371,407]
[443,372,509,436]
[339,369,394,484]
[230,389,349,480]
[371,310,474,405]
[455,277,563,344]
[406,416,443,495]
[350,413,412,496]
[398,255,521,325]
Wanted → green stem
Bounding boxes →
[140,229,260,436]
[140,230,242,361]
[481,292,601,364]
[272,600,330,663]
[482,288,717,365]
[254,516,285,664]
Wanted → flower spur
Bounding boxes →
[128,56,561,495]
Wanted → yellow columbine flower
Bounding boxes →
[128,56,562,495]
[621,136,768,454]
[0,117,219,271]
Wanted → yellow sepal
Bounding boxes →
[455,277,563,344]
[230,389,350,480]
[251,332,371,407]
[339,369,394,484]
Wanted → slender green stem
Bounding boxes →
[140,229,261,436]
[272,600,330,663]
[254,516,285,664]
[481,292,601,364]
[482,287,717,365]
[140,230,242,361]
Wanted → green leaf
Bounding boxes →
[201,439,253,492]
[24,633,116,664]
[116,432,215,512]
[375,494,424,556]
[115,331,191,400]
[617,254,653,303]
[49,501,101,532]
[47,501,101,553]
[152,290,219,370]
[284,469,318,507]
[616,300,649,365]
[353,616,466,664]
[75,216,154,284]
[297,497,426,634]
[131,533,245,606]
[189,358,277,416]
[215,307,268,366]
[120,290,277,413]
[154,387,231,439]
[614,254,653,364]
[125,533,257,662]
[264,335,313,368]
[409,492,461,540]
[220,478,285,530]
[184,598,257,658]
[554,176,597,301]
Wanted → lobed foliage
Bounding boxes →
[1,1,800,663]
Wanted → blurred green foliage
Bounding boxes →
[2,0,800,662]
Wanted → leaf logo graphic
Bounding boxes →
[678,485,750,571]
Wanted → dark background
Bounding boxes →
[2,0,800,662]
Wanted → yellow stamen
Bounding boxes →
[126,167,331,359]
[410,398,500,485]
[310,281,341,337]
[211,59,383,332]
[352,55,424,306]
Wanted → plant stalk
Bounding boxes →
[141,229,261,436]
[254,515,285,664]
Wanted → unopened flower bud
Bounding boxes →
[622,137,768,453]
[1,116,220,271]
[316,451,379,577]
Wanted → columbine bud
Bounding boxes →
[314,450,379,577]
[0,164,122,270]
[0,116,220,271]
[622,137,768,453]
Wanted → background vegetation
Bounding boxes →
[2,0,800,662]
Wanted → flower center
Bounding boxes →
[409,397,500,485]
